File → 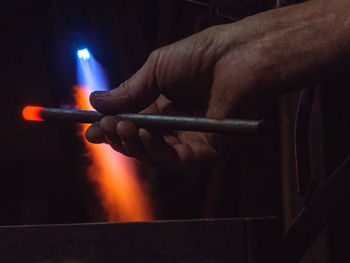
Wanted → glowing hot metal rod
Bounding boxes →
[22,106,263,134]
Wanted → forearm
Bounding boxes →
[270,0,350,88]
[221,0,350,95]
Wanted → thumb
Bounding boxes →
[90,51,160,114]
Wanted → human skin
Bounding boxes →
[85,0,350,169]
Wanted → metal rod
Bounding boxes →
[40,108,263,134]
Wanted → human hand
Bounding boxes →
[86,0,350,169]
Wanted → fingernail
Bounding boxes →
[92,91,110,97]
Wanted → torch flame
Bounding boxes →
[22,106,44,121]
[73,86,153,222]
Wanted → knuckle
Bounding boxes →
[149,48,161,62]
[99,116,117,134]
[117,80,139,108]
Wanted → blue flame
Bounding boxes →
[76,49,109,92]
[77,48,90,60]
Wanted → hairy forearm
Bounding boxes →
[220,0,350,95]
[270,0,350,87]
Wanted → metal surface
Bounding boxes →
[41,108,263,134]
[41,108,103,123]
[0,218,279,263]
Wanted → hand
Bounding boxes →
[86,0,350,169]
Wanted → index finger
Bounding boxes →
[90,51,160,114]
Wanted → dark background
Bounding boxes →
[5,0,350,262]
[0,0,282,228]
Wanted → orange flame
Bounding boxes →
[73,86,153,222]
[22,106,44,121]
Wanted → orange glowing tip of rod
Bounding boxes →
[22,106,44,121]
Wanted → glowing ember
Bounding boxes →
[73,86,153,222]
[22,106,44,121]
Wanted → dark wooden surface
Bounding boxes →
[0,217,280,262]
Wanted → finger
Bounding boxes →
[85,122,105,144]
[90,52,160,114]
[116,120,146,159]
[139,129,217,169]
[99,116,126,153]
[175,132,220,168]
[138,128,180,168]
[164,134,181,145]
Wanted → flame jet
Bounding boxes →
[75,48,153,222]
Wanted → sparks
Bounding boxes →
[22,106,44,121]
